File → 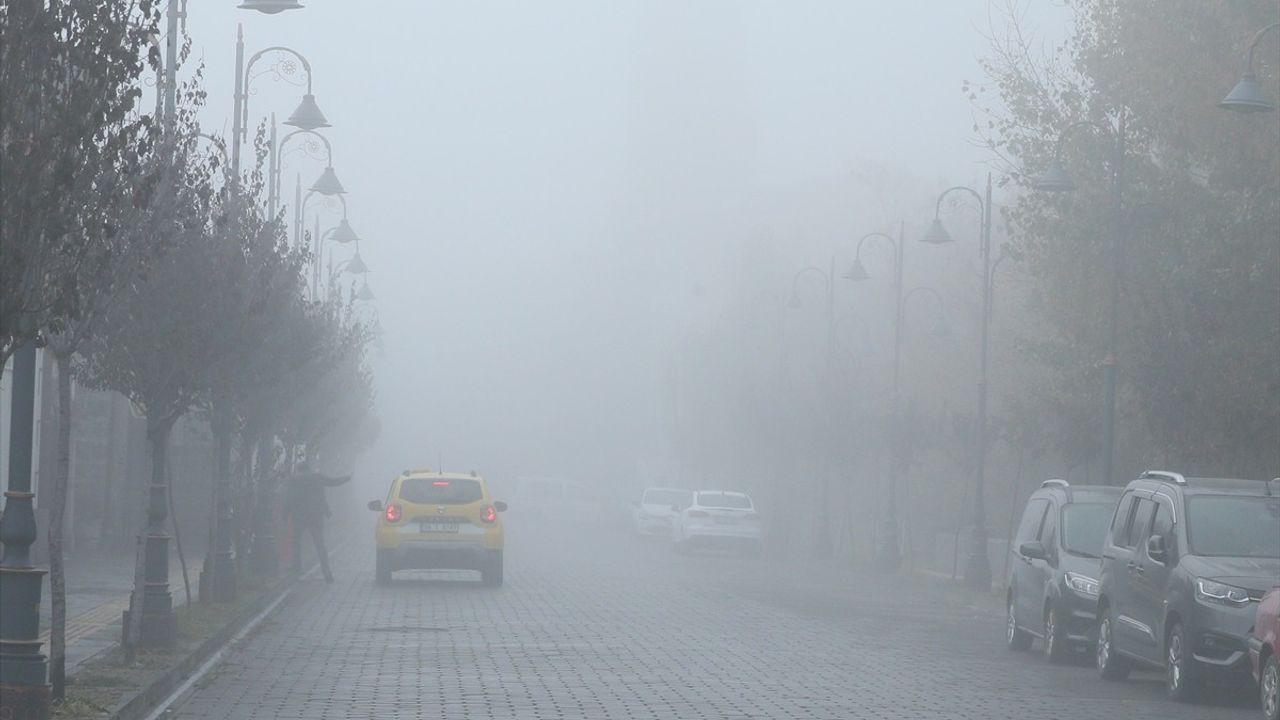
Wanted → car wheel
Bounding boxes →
[1006,598,1032,651]
[1095,608,1131,680]
[375,551,392,586]
[1165,622,1199,702]
[1044,604,1068,664]
[480,551,503,587]
[1262,653,1280,720]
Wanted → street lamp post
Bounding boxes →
[270,127,339,222]
[846,227,906,570]
[1033,119,1126,491]
[926,174,995,591]
[1219,22,1279,113]
[316,216,365,296]
[0,340,50,716]
[232,25,329,177]
[299,192,355,296]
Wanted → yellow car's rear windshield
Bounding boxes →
[399,478,483,504]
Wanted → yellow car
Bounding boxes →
[368,470,507,586]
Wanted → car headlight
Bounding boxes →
[1065,572,1099,598]
[1195,578,1251,607]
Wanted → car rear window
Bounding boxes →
[643,489,692,507]
[399,478,483,505]
[696,492,751,509]
[1186,495,1280,558]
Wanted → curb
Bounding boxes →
[107,581,294,720]
[104,532,355,720]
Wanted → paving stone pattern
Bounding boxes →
[165,521,1256,719]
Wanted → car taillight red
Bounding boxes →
[687,510,709,518]
[384,503,402,523]
[481,505,497,523]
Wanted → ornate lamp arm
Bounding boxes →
[242,44,315,140]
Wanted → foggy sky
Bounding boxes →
[181,1,1071,497]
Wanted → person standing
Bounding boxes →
[287,460,351,583]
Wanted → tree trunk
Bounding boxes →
[233,430,254,574]
[166,447,191,607]
[204,396,236,602]
[48,351,73,698]
[99,393,120,546]
[249,431,279,576]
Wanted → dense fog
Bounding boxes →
[1,2,1276,718]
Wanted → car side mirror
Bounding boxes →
[1147,534,1167,563]
[367,499,383,512]
[1019,541,1047,561]
[671,504,682,513]
[494,501,508,512]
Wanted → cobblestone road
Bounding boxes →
[164,519,1258,719]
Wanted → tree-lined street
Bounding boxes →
[1,1,1276,718]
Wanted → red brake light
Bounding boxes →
[384,503,402,523]
[687,510,709,518]
[432,480,450,486]
[481,505,497,523]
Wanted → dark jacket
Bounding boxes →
[287,472,351,523]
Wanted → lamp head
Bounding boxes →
[1032,158,1077,192]
[843,258,870,282]
[356,279,376,302]
[345,252,369,275]
[238,0,304,13]
[284,94,330,131]
[921,218,953,245]
[1219,72,1276,113]
[310,166,345,196]
[330,218,360,244]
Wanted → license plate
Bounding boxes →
[713,517,736,525]
[419,522,459,533]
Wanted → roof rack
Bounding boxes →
[1140,470,1187,485]
[1040,478,1072,501]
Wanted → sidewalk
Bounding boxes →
[39,552,191,675]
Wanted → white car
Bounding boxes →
[632,487,692,537]
[671,490,762,555]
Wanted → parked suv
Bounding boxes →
[1006,480,1121,662]
[1095,471,1280,702]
